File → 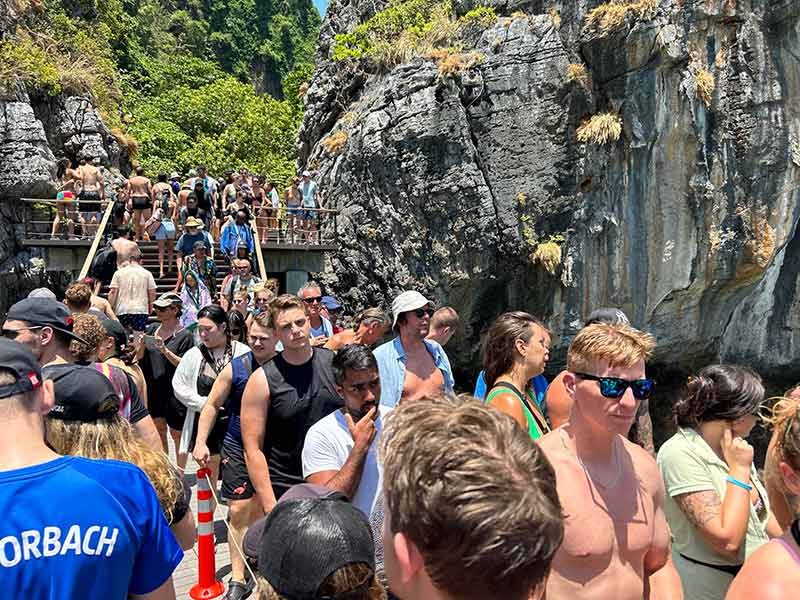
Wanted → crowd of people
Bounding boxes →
[50,160,327,260]
[2,272,800,599]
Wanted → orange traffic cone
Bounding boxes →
[190,468,225,599]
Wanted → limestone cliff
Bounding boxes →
[300,0,800,402]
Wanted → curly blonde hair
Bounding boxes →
[69,313,106,361]
[46,415,183,523]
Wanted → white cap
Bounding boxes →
[391,290,433,330]
[302,170,311,177]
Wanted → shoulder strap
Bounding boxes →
[484,381,524,404]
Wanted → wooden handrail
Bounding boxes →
[77,198,116,279]
[250,218,268,279]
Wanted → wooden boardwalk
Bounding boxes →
[168,441,235,600]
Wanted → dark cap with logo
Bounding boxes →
[43,363,119,422]
[5,298,87,343]
[584,307,631,327]
[0,338,43,400]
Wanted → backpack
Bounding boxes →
[91,243,117,286]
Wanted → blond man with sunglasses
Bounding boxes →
[539,323,682,600]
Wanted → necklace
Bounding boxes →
[559,428,622,489]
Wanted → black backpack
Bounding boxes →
[90,243,117,286]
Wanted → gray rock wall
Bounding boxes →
[300,0,800,390]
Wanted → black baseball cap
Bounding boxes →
[257,495,375,599]
[0,339,43,400]
[44,363,119,422]
[5,298,87,344]
[100,317,128,351]
[243,484,347,562]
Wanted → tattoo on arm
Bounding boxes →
[675,490,722,528]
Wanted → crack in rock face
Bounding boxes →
[301,1,800,389]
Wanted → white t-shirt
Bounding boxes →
[269,188,280,209]
[110,264,156,315]
[302,405,390,517]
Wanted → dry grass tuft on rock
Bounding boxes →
[433,50,484,80]
[549,7,561,29]
[533,239,563,275]
[111,127,139,159]
[576,112,622,145]
[321,131,348,155]
[584,0,658,36]
[694,68,715,107]
[567,63,589,88]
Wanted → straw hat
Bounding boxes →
[184,216,204,229]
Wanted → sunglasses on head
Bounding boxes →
[303,296,322,304]
[574,372,655,400]
[414,307,435,318]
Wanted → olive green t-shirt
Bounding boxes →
[657,427,770,600]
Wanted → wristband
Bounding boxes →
[726,475,753,491]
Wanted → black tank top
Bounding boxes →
[261,347,341,499]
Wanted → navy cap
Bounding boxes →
[585,307,630,327]
[0,338,43,400]
[100,317,129,351]
[5,298,87,344]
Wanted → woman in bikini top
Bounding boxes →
[482,311,550,441]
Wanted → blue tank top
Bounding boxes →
[224,352,256,451]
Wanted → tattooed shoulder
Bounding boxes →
[675,490,722,527]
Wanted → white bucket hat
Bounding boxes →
[391,290,433,329]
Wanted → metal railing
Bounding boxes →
[20,197,115,242]
[252,207,339,247]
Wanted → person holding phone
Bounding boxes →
[657,365,782,600]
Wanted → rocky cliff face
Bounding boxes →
[0,84,130,313]
[300,0,800,403]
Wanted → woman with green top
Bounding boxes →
[657,365,782,600]
[482,311,550,441]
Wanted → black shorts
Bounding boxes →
[188,410,227,455]
[79,191,102,212]
[166,394,187,432]
[220,444,254,500]
[132,196,151,210]
[147,387,168,420]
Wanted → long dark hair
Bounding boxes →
[197,305,229,346]
[482,311,543,392]
[674,364,764,428]
[227,310,248,343]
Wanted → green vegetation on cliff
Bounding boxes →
[1,0,320,182]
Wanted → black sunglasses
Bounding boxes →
[303,296,322,304]
[1,326,42,339]
[574,372,655,400]
[414,307,435,318]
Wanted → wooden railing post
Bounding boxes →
[78,198,115,280]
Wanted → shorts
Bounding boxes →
[132,196,152,211]
[118,313,149,332]
[81,211,102,223]
[287,206,302,217]
[79,191,102,213]
[155,219,176,240]
[148,387,169,420]
[220,444,254,500]
[188,410,227,455]
[166,393,187,431]
[302,209,316,220]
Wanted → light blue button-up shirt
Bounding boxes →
[374,336,455,408]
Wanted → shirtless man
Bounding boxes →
[111,227,138,267]
[77,157,105,236]
[374,290,454,408]
[538,323,681,600]
[125,167,154,241]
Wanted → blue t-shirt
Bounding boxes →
[473,370,549,419]
[0,456,183,598]
[224,352,257,452]
[176,230,211,256]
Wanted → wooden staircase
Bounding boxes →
[136,240,230,297]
